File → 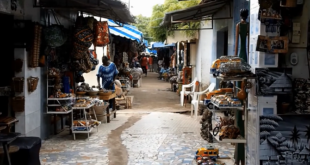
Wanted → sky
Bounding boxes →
[120,0,165,17]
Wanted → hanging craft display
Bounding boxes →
[95,21,110,46]
[27,77,39,93]
[256,35,288,54]
[13,59,23,73]
[29,23,42,68]
[12,77,24,93]
[43,25,68,48]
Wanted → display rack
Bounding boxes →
[203,76,254,162]
[71,104,101,140]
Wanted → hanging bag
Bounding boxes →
[95,21,110,46]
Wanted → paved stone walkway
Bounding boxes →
[121,112,234,165]
[40,115,131,165]
[40,113,234,165]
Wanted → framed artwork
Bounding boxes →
[259,115,310,165]
[267,36,289,54]
[255,68,292,96]
[256,35,269,52]
[257,52,278,68]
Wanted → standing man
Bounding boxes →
[148,55,153,72]
[140,53,148,77]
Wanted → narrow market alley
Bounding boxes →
[40,73,235,165]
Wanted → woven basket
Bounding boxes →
[12,77,24,93]
[12,96,25,112]
[98,91,112,96]
[27,77,39,92]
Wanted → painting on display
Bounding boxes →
[259,115,310,165]
[255,68,292,96]
[268,36,289,54]
[0,0,10,13]
[256,35,269,52]
[11,0,24,16]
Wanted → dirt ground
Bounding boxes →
[118,72,190,113]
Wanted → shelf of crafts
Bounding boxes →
[210,131,246,143]
[46,110,73,114]
[48,97,73,101]
[72,104,94,110]
[71,127,93,134]
[211,103,244,110]
[214,76,255,81]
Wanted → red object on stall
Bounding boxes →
[95,21,109,46]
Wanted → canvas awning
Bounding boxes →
[161,0,231,26]
[107,19,143,43]
[34,0,135,23]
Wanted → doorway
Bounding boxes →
[0,13,14,117]
[216,27,228,88]
[216,27,228,58]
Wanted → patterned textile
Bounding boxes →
[97,62,119,90]
[95,21,110,46]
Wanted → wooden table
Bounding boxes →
[0,117,19,133]
[98,93,117,123]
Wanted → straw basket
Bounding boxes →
[11,96,25,112]
[27,77,39,92]
[90,103,109,123]
[12,77,24,93]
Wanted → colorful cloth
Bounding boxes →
[148,57,153,65]
[97,62,119,90]
[141,57,148,66]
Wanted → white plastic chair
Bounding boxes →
[180,77,198,106]
[190,83,216,120]
[131,72,142,87]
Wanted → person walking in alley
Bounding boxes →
[148,55,153,72]
[140,53,148,77]
[97,56,119,109]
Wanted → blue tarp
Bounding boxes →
[143,40,149,47]
[152,42,165,48]
[108,19,143,43]
[165,43,176,47]
[146,48,157,55]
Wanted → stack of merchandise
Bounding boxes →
[293,78,310,114]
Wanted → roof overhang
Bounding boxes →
[34,0,135,23]
[161,0,232,27]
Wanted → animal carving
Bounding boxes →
[219,125,240,140]
[220,117,234,128]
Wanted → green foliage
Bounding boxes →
[148,0,201,42]
[132,15,151,42]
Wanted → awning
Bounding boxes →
[161,0,231,26]
[165,43,176,47]
[107,19,143,43]
[143,40,149,47]
[152,42,165,48]
[34,0,135,23]
[146,48,157,55]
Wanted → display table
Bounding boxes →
[71,104,101,140]
[99,93,117,123]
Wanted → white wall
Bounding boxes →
[14,0,42,137]
[83,46,107,87]
[195,4,234,89]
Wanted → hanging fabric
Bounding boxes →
[95,21,110,46]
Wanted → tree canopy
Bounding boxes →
[132,15,151,42]
[148,0,201,42]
